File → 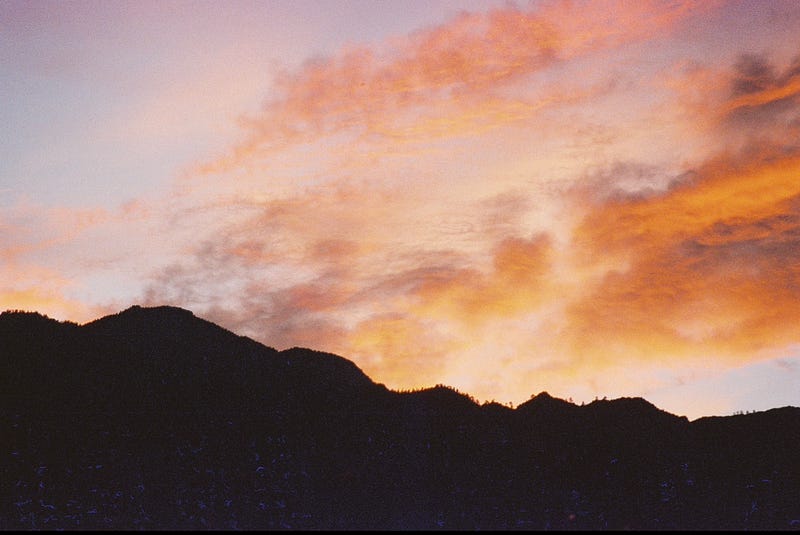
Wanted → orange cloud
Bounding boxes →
[411,234,555,325]
[345,313,459,390]
[566,152,800,368]
[724,75,800,113]
[202,0,717,174]
[663,50,800,155]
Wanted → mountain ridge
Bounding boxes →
[1,304,799,529]
[0,305,747,420]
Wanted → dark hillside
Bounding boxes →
[1,306,798,529]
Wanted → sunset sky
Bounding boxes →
[3,0,800,419]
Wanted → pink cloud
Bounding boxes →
[201,0,717,174]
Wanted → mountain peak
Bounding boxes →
[118,304,195,318]
[587,395,668,414]
[82,304,196,328]
[521,391,571,405]
[515,391,577,415]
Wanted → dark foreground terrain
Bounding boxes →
[1,305,799,530]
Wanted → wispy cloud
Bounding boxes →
[200,0,715,174]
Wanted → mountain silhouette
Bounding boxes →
[1,305,798,529]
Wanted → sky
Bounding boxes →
[3,0,800,420]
